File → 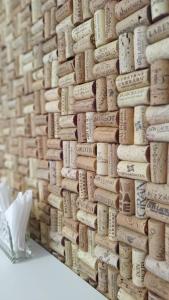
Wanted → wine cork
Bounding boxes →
[94,176,119,193]
[58,59,75,78]
[73,34,95,54]
[54,113,60,139]
[59,72,76,88]
[146,38,169,64]
[63,141,70,168]
[73,81,96,100]
[165,224,169,263]
[146,105,169,125]
[77,143,96,157]
[117,145,150,163]
[95,111,118,127]
[98,261,108,293]
[94,188,119,209]
[73,98,96,113]
[94,41,118,63]
[150,142,167,184]
[65,240,73,267]
[147,15,169,44]
[44,62,51,89]
[117,214,148,235]
[116,5,151,35]
[135,180,147,219]
[108,266,118,300]
[78,199,97,214]
[151,0,169,21]
[95,234,118,253]
[71,193,78,221]
[87,228,95,256]
[146,200,169,224]
[79,223,88,252]
[87,171,95,202]
[149,219,165,261]
[108,144,119,178]
[145,272,169,300]
[119,108,134,145]
[64,217,78,233]
[65,27,74,59]
[72,243,79,273]
[75,53,85,84]
[118,161,150,181]
[62,178,79,193]
[132,248,146,288]
[94,9,106,48]
[95,245,119,269]
[48,193,63,210]
[77,210,97,229]
[151,60,169,105]
[61,87,68,116]
[68,85,75,114]
[134,106,148,145]
[70,141,77,169]
[118,288,136,300]
[105,1,117,43]
[56,161,63,188]
[97,143,108,176]
[116,69,150,92]
[59,128,77,140]
[82,0,92,20]
[77,156,96,172]
[72,18,94,41]
[115,0,149,20]
[96,77,107,112]
[85,49,95,82]
[61,168,78,180]
[86,112,95,143]
[79,169,87,199]
[93,59,119,78]
[77,113,86,143]
[73,0,83,25]
[48,113,54,139]
[57,30,66,63]
[45,101,61,113]
[145,255,169,282]
[119,178,135,216]
[148,291,165,300]
[147,123,169,142]
[117,275,147,300]
[107,75,118,112]
[119,242,132,280]
[94,127,118,143]
[117,226,148,252]
[62,190,72,218]
[108,208,117,240]
[50,208,58,232]
[119,32,134,75]
[59,115,77,128]
[55,0,73,23]
[62,226,79,244]
[146,182,169,204]
[134,26,148,71]
[97,203,108,236]
[46,149,62,161]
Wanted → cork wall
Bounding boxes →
[0,0,169,299]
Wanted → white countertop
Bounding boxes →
[0,240,106,300]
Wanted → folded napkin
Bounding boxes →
[5,190,32,252]
[0,182,11,212]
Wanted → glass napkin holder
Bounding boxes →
[0,212,31,263]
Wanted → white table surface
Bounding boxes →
[0,240,106,300]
